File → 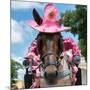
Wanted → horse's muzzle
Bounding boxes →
[44,71,58,79]
[44,70,58,84]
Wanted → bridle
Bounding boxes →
[23,36,80,88]
[41,51,61,69]
[40,51,71,79]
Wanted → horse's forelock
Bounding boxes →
[36,32,63,56]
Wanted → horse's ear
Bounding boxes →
[57,17,64,25]
[33,8,43,25]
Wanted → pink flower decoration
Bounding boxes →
[64,38,73,51]
[64,37,81,56]
[26,52,35,59]
[72,65,78,73]
[71,75,77,83]
[68,55,73,62]
[33,55,40,63]
[31,40,37,46]
[72,45,81,56]
[44,3,58,22]
[36,69,40,77]
[32,66,39,71]
[33,82,36,87]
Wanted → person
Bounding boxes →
[63,38,81,84]
[25,40,41,88]
[23,58,34,88]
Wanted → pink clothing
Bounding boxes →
[64,38,81,56]
[63,38,81,84]
[25,40,41,77]
[44,3,58,22]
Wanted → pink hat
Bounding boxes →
[27,3,71,33]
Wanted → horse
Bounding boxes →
[36,32,72,87]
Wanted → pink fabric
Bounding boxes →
[44,3,58,22]
[27,20,71,33]
[72,65,78,73]
[25,40,41,78]
[64,38,81,56]
[71,74,77,85]
[63,38,81,84]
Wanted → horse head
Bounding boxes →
[36,32,63,84]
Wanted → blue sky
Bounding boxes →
[11,1,79,64]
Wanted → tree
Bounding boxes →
[61,5,87,61]
[11,59,23,85]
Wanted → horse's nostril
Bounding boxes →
[44,71,58,79]
[56,71,58,76]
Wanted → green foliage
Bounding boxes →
[79,39,87,60]
[11,59,23,85]
[62,5,87,61]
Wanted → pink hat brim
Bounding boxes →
[27,20,71,33]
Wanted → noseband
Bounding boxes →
[41,51,61,69]
[40,51,71,79]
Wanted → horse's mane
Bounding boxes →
[35,32,63,56]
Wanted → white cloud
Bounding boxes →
[18,69,25,81]
[11,19,24,43]
[11,1,45,10]
[11,53,23,64]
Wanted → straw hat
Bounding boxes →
[27,3,71,33]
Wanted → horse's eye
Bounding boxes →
[41,57,45,63]
[60,56,63,59]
